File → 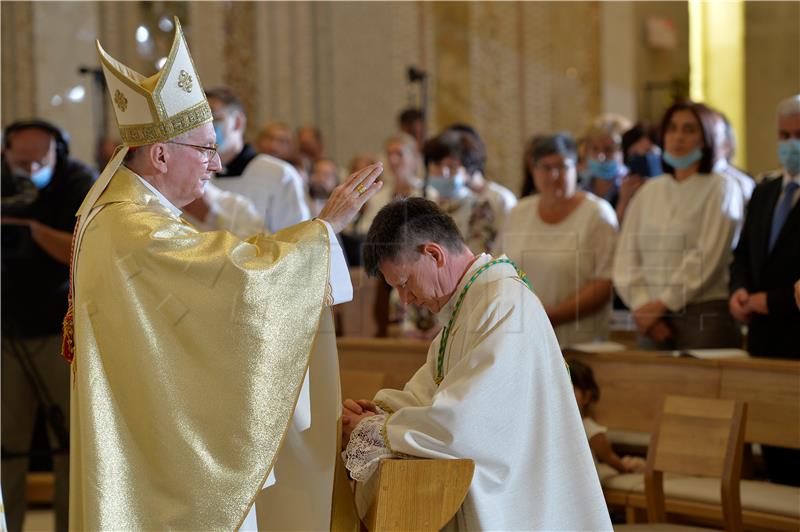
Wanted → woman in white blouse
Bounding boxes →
[504,133,618,347]
[613,101,743,349]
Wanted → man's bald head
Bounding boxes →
[257,122,294,161]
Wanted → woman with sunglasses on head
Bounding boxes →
[613,101,744,349]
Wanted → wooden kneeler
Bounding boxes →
[363,458,474,531]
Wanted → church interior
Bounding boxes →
[2,1,799,530]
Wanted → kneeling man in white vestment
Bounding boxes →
[342,197,612,531]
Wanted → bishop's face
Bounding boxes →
[163,123,222,207]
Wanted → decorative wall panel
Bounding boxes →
[1,2,37,124]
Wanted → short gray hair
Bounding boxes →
[777,95,800,118]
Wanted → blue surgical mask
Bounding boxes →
[628,151,663,178]
[778,139,800,176]
[30,165,53,189]
[663,148,703,170]
[428,171,465,199]
[588,158,620,180]
[213,122,226,151]
[13,165,53,189]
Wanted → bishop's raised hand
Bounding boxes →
[318,163,383,233]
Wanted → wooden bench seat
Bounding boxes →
[601,463,800,530]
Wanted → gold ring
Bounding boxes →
[356,183,368,196]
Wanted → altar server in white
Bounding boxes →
[342,197,612,531]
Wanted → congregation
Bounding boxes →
[3,80,799,529]
[2,0,800,527]
[161,90,799,360]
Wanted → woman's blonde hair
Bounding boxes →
[583,113,632,147]
[384,132,418,153]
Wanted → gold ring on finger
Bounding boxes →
[356,183,368,196]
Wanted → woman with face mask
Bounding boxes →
[581,114,632,208]
[613,101,744,350]
[423,130,500,255]
[503,133,619,347]
[617,122,663,224]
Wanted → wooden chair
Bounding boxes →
[360,458,474,531]
[619,395,747,531]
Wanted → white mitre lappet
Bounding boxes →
[77,16,212,223]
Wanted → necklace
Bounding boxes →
[435,258,531,385]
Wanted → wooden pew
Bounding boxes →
[564,350,800,448]
[564,349,800,530]
[337,337,428,396]
[339,340,800,450]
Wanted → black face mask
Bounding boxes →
[627,151,663,178]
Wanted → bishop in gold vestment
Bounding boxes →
[66,17,380,530]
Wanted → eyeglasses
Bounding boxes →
[166,141,218,162]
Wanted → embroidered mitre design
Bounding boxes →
[97,17,211,147]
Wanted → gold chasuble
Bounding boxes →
[69,167,332,529]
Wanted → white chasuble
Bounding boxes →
[366,254,612,531]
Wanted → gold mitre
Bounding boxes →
[97,17,211,147]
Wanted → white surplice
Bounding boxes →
[348,254,611,531]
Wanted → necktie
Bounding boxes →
[769,181,799,253]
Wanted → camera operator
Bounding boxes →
[1,120,94,531]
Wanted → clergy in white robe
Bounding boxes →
[343,197,612,531]
[205,87,310,233]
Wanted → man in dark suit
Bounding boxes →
[729,94,800,486]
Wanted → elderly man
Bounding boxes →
[296,125,324,174]
[341,197,611,530]
[712,110,755,204]
[729,94,800,486]
[1,120,94,532]
[308,158,340,217]
[68,18,382,530]
[257,121,295,163]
